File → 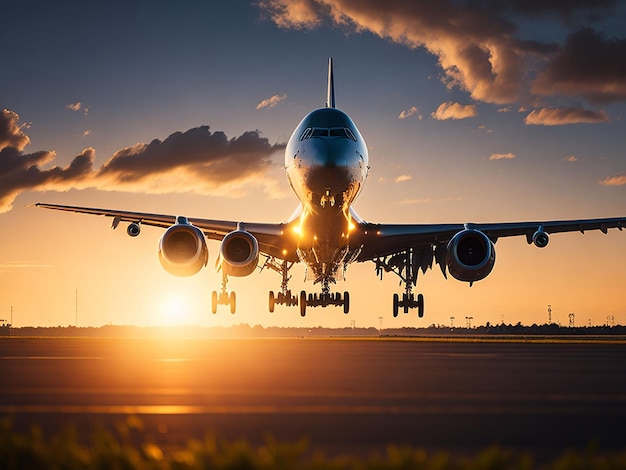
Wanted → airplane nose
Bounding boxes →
[312,140,348,168]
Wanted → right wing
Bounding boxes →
[35,203,298,261]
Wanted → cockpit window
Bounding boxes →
[299,128,313,140]
[311,128,329,137]
[300,127,357,141]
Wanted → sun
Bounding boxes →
[155,290,190,326]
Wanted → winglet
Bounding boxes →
[326,57,335,108]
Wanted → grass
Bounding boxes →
[2,417,626,469]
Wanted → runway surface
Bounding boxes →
[1,336,626,458]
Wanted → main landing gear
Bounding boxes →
[298,290,349,317]
[393,292,424,318]
[265,258,299,313]
[211,273,236,314]
[263,257,349,317]
[375,247,427,318]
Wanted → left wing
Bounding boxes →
[35,203,295,261]
[357,216,626,260]
[354,216,626,282]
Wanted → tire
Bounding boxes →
[300,290,307,317]
[229,291,236,314]
[402,293,409,314]
[393,293,399,318]
[343,291,350,314]
[417,293,424,318]
[211,291,218,314]
[269,291,275,313]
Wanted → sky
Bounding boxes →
[1,0,626,329]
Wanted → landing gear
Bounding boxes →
[375,247,427,318]
[301,290,349,313]
[262,256,351,317]
[393,292,424,318]
[263,258,299,313]
[211,273,236,314]
[269,289,298,312]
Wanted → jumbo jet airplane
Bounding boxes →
[37,59,626,317]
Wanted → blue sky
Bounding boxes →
[1,0,625,328]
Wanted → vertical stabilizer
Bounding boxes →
[326,57,335,108]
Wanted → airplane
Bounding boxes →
[37,58,626,318]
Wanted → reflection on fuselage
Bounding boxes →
[284,107,369,284]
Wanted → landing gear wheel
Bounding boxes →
[229,291,236,314]
[269,291,275,313]
[402,293,409,314]
[392,293,399,317]
[343,291,350,314]
[299,290,307,317]
[211,291,218,314]
[417,293,424,318]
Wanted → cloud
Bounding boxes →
[66,102,89,115]
[0,109,286,213]
[0,109,30,151]
[258,1,624,108]
[489,152,516,160]
[524,107,609,126]
[256,93,287,109]
[431,102,477,120]
[66,102,82,112]
[398,106,422,119]
[599,175,626,186]
[395,174,413,183]
[398,198,431,204]
[532,29,626,104]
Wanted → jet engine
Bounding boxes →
[219,230,259,277]
[532,229,550,248]
[446,229,496,283]
[158,220,208,277]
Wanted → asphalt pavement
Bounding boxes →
[1,336,625,458]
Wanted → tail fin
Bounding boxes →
[326,57,335,108]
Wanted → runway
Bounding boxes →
[1,336,626,458]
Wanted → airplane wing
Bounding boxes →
[356,216,626,278]
[35,203,293,260]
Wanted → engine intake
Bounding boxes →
[158,219,208,277]
[219,230,259,277]
[532,229,550,248]
[446,229,496,283]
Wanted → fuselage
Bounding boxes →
[285,107,369,285]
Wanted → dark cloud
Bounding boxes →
[0,146,94,213]
[98,126,282,185]
[502,0,617,18]
[0,110,285,213]
[259,0,625,114]
[532,28,626,103]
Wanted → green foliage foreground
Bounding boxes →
[2,417,626,470]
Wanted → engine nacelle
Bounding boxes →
[532,229,550,248]
[158,219,208,277]
[219,230,259,277]
[446,229,496,283]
